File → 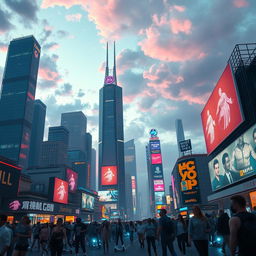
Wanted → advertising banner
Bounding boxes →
[153,179,165,191]
[53,178,68,204]
[249,191,256,209]
[98,190,118,202]
[152,164,163,179]
[66,168,78,193]
[179,139,192,152]
[201,64,243,154]
[81,193,94,211]
[150,140,161,154]
[155,192,165,205]
[151,153,162,164]
[178,158,201,205]
[208,123,256,191]
[0,160,21,197]
[101,166,117,186]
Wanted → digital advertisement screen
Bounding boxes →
[150,141,161,153]
[131,176,136,189]
[201,64,243,154]
[101,166,117,186]
[208,123,256,191]
[82,193,95,210]
[153,179,165,191]
[66,169,78,193]
[53,178,68,204]
[250,191,256,209]
[152,164,163,179]
[178,159,201,205]
[151,153,162,164]
[155,192,165,205]
[98,190,118,202]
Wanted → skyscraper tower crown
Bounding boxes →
[104,42,117,85]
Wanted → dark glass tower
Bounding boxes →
[28,100,46,168]
[0,36,41,168]
[98,42,126,215]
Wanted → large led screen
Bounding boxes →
[98,190,118,202]
[208,123,256,191]
[153,180,165,192]
[66,169,78,193]
[152,164,163,179]
[150,141,160,154]
[81,193,94,210]
[201,64,243,154]
[151,154,162,164]
[53,178,68,204]
[101,166,117,186]
[178,158,201,205]
[155,192,165,205]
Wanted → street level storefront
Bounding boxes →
[1,197,81,224]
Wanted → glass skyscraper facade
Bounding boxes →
[0,36,40,168]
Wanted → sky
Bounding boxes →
[0,0,255,216]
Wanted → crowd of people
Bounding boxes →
[1,195,256,256]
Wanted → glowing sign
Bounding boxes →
[155,192,165,205]
[98,190,118,202]
[151,154,162,164]
[53,178,68,204]
[101,166,117,185]
[201,64,243,154]
[153,179,165,191]
[150,129,158,138]
[150,140,161,153]
[105,76,115,84]
[81,193,94,211]
[66,169,78,193]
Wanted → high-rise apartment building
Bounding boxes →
[28,100,46,168]
[0,36,41,168]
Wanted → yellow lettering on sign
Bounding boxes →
[0,169,12,186]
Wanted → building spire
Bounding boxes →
[113,41,117,84]
[105,42,109,80]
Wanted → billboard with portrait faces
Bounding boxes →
[201,64,243,154]
[53,178,68,204]
[101,166,117,186]
[66,169,78,193]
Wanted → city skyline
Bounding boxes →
[0,0,255,201]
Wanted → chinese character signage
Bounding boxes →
[8,199,54,212]
[53,178,68,204]
[201,64,243,154]
[178,158,201,204]
[208,123,256,191]
[66,169,78,193]
[101,166,117,186]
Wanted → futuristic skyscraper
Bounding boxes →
[98,43,126,217]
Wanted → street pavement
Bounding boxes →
[27,236,225,256]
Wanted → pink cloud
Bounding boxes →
[173,5,186,12]
[38,67,62,83]
[233,0,249,8]
[170,18,192,34]
[0,45,8,52]
[65,13,82,22]
[41,0,85,9]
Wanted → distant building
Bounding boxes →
[84,132,92,188]
[28,100,46,168]
[48,126,69,146]
[90,148,97,191]
[175,119,185,157]
[0,36,41,168]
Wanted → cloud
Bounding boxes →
[4,0,39,22]
[41,0,85,9]
[55,83,73,96]
[77,89,85,97]
[170,18,192,35]
[0,9,13,34]
[233,0,249,8]
[57,30,70,38]
[43,42,60,51]
[172,5,186,12]
[65,13,82,22]
[0,42,8,52]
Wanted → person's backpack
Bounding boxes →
[162,217,175,240]
[236,212,256,253]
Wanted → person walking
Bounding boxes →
[12,216,32,256]
[229,195,256,256]
[39,223,50,256]
[144,218,158,256]
[188,206,210,256]
[129,221,135,243]
[157,209,177,256]
[176,214,187,255]
[49,218,66,256]
[137,221,145,248]
[216,210,230,255]
[73,218,87,256]
[101,221,110,254]
[115,219,125,251]
[30,222,41,250]
[0,215,12,256]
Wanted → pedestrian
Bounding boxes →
[49,218,66,256]
[144,218,158,256]
[30,222,41,250]
[64,222,73,252]
[115,218,125,251]
[73,218,87,256]
[39,223,50,255]
[188,206,210,256]
[229,195,256,256]
[207,212,217,246]
[101,220,110,254]
[12,216,32,256]
[0,214,12,256]
[216,210,230,255]
[137,221,145,248]
[129,221,135,243]
[176,214,187,255]
[157,209,177,256]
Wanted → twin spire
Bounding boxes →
[104,41,117,85]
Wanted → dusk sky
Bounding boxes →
[0,0,255,215]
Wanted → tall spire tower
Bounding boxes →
[105,42,109,80]
[98,42,126,218]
